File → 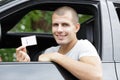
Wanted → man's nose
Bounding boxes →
[57,25,63,32]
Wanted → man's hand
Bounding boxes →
[16,46,30,62]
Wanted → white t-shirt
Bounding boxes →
[44,39,99,60]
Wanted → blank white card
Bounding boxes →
[21,35,37,46]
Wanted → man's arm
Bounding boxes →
[38,52,103,80]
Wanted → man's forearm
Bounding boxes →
[51,53,102,80]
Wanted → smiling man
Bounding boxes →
[16,6,102,80]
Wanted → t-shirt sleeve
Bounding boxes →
[44,47,52,53]
[78,40,99,58]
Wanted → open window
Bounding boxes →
[0,1,101,61]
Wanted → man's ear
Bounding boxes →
[75,23,80,33]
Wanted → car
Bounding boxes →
[0,0,120,80]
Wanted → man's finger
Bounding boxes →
[16,46,26,53]
[19,51,30,62]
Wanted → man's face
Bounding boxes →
[52,12,79,45]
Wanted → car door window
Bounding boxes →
[0,9,92,62]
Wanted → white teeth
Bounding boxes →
[57,35,64,39]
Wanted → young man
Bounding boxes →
[16,6,102,80]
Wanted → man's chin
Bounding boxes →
[56,41,67,45]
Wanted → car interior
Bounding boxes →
[0,2,101,61]
[116,8,120,21]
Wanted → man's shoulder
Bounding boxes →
[78,39,91,44]
[44,46,60,53]
[77,39,95,49]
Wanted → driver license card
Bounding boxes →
[21,35,37,46]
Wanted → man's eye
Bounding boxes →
[62,23,69,27]
[52,23,58,27]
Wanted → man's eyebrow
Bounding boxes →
[52,23,58,25]
[62,22,69,24]
[52,23,57,24]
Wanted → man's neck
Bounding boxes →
[58,39,78,54]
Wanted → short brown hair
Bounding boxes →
[53,6,79,24]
